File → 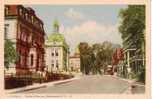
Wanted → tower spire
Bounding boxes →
[53,19,59,33]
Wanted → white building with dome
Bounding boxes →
[45,20,69,73]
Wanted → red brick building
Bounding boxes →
[5,5,45,76]
[112,48,124,75]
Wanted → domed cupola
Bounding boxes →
[47,20,65,42]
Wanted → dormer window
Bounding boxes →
[35,20,38,27]
[25,13,28,20]
[19,8,23,15]
[40,24,43,29]
[31,16,34,23]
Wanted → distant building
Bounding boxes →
[45,20,69,73]
[69,47,80,72]
[4,5,45,76]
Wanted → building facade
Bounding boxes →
[4,5,45,76]
[112,48,125,77]
[69,48,80,72]
[120,31,145,79]
[45,20,69,73]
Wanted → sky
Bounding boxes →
[26,5,127,54]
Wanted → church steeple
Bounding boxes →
[53,19,59,33]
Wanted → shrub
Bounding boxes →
[5,76,33,89]
[137,66,145,83]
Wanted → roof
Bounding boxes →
[46,33,69,49]
[70,56,80,58]
[47,33,65,42]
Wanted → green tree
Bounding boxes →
[92,43,103,74]
[4,39,19,69]
[119,5,145,49]
[79,42,120,75]
[101,41,114,72]
[119,5,145,82]
[79,42,94,75]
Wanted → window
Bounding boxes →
[4,24,9,39]
[51,60,54,64]
[40,24,43,29]
[27,34,31,43]
[21,28,27,42]
[51,48,55,56]
[31,34,34,45]
[31,16,34,23]
[19,8,22,15]
[55,50,58,56]
[30,54,33,66]
[56,60,59,68]
[17,25,21,40]
[20,55,26,67]
[51,52,54,56]
[24,35,26,42]
[5,6,10,15]
[35,20,39,27]
[20,55,23,66]
[51,64,54,67]
[21,33,25,42]
[25,13,28,20]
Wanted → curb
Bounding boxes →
[112,76,145,87]
[111,75,135,83]
[5,77,80,94]
[5,84,47,94]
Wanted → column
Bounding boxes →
[127,51,131,79]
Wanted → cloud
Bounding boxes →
[64,8,85,20]
[61,20,122,54]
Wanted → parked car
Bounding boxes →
[105,65,113,75]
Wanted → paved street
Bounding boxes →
[20,75,133,94]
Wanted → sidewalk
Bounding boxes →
[5,76,80,94]
[111,75,145,94]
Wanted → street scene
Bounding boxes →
[4,5,145,94]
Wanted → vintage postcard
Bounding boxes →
[0,0,151,99]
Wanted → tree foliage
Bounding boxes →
[119,5,145,49]
[119,5,145,82]
[79,42,94,74]
[79,41,119,75]
[4,39,19,69]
